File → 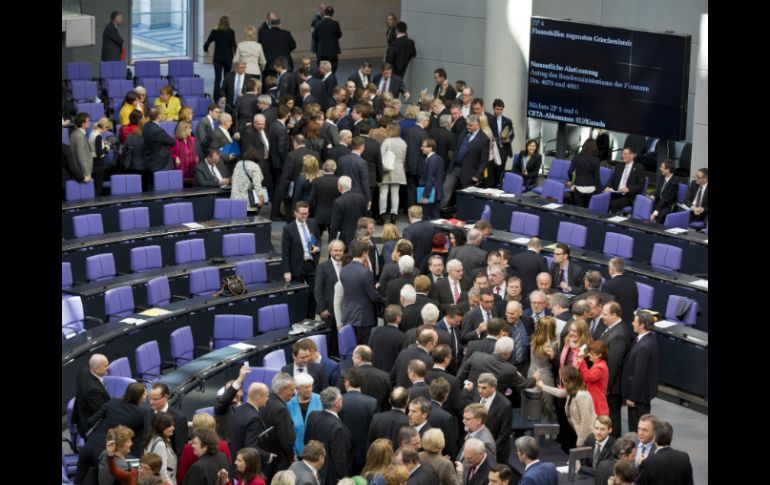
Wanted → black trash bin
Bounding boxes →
[522,387,544,421]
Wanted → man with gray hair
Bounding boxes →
[548,292,571,337]
[304,386,352,485]
[74,354,111,439]
[430,258,472,313]
[258,94,277,124]
[386,255,416,306]
[318,60,338,110]
[403,111,430,207]
[260,372,296,477]
[515,436,558,483]
[456,436,492,485]
[330,175,368,248]
[471,372,513,465]
[448,228,488,275]
[337,136,371,204]
[428,113,454,169]
[326,129,352,163]
[458,337,536,397]
[442,113,490,210]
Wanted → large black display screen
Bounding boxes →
[527,17,691,140]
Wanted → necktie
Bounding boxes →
[694,186,703,207]
[590,318,597,335]
[495,287,501,296]
[261,130,269,158]
[594,442,602,465]
[533,313,540,324]
[210,164,221,182]
[234,74,242,104]
[479,398,486,408]
[452,327,459,355]
[619,164,631,190]
[639,444,648,464]
[486,311,491,322]
[512,326,522,362]
[298,367,305,373]
[468,465,477,481]
[383,77,390,94]
[452,281,460,303]
[301,223,313,257]
[559,268,566,285]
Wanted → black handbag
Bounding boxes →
[241,161,262,209]
[214,275,247,297]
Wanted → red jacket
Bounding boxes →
[578,358,609,416]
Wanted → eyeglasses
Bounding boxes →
[553,252,566,256]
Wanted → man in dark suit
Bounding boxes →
[385,21,417,78]
[228,382,273,464]
[281,339,328,393]
[465,373,513,465]
[390,327,437,388]
[406,361,432,402]
[274,57,296,100]
[603,258,639,326]
[435,306,465,368]
[304,387,352,485]
[457,337,536,396]
[430,259,472,313]
[403,112,430,207]
[622,311,658,434]
[399,448,439,485]
[418,138,445,220]
[425,345,463,419]
[340,367,378,475]
[234,78,261,134]
[346,345,393,411]
[431,68,457,102]
[289,440,326,485]
[684,167,708,223]
[318,60,339,109]
[460,289,499,343]
[605,146,647,213]
[341,240,386,344]
[280,135,321,221]
[424,378,460,457]
[312,6,342,73]
[448,229,488,276]
[599,302,631,439]
[580,271,615,308]
[73,354,111,440]
[357,124,383,213]
[268,105,292,219]
[649,159,678,223]
[101,11,124,61]
[222,62,255,113]
[402,206,437,268]
[348,60,373,89]
[488,99,514,185]
[145,382,189,457]
[449,104,467,146]
[325,130,352,163]
[369,304,406,372]
[442,114,489,210]
[143,107,175,177]
[372,63,407,98]
[464,317,505,360]
[584,293,608,341]
[259,17,297,74]
[514,436,558,485]
[368,386,410,447]
[337,137,371,204]
[461,438,492,485]
[261,373,297,478]
[549,243,584,294]
[428,114,455,173]
[401,277,440,333]
[308,160,340,242]
[315,240,344,354]
[636,421,694,485]
[578,416,615,477]
[281,201,321,318]
[508,238,549,297]
[386,257,417,307]
[214,365,248,443]
[195,148,231,187]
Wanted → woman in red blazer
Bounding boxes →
[577,340,610,416]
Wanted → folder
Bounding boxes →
[416,186,435,203]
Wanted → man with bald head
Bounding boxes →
[74,354,111,439]
[325,129,352,163]
[345,345,392,410]
[369,387,411,447]
[239,112,272,190]
[508,237,549,297]
[230,382,274,465]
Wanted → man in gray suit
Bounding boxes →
[336,136,371,206]
[196,103,221,160]
[289,439,326,485]
[69,113,93,187]
[315,239,345,355]
[457,337,536,396]
[457,404,496,466]
[448,229,488,275]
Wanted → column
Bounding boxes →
[690,14,708,178]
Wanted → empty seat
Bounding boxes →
[170,326,195,366]
[66,62,93,84]
[108,357,132,378]
[213,314,254,348]
[599,166,613,188]
[85,253,117,282]
[262,348,286,369]
[635,282,654,310]
[676,183,688,204]
[76,102,105,121]
[104,79,135,103]
[480,204,491,222]
[663,210,690,229]
[104,286,135,321]
[630,194,653,220]
[541,179,565,203]
[547,159,571,183]
[502,172,523,195]
[189,267,220,296]
[146,275,172,306]
[130,245,163,272]
[135,340,163,382]
[307,334,328,358]
[62,127,70,145]
[214,198,248,220]
[168,59,195,80]
[154,170,184,191]
[587,191,610,214]
[665,295,699,326]
[195,407,215,416]
[556,222,587,249]
[177,77,205,99]
[222,233,256,257]
[134,60,162,83]
[62,262,74,290]
[70,80,99,103]
[175,238,207,264]
[65,180,96,202]
[650,243,682,272]
[118,207,150,232]
[110,174,143,195]
[190,97,210,119]
[603,232,634,260]
[100,61,127,81]
[235,259,268,287]
[241,368,279,402]
[257,304,291,333]
[62,296,86,338]
[338,325,356,359]
[103,376,136,399]
[163,202,195,225]
[509,211,540,237]
[158,121,177,138]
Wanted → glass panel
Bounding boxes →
[131,0,189,61]
[62,0,82,17]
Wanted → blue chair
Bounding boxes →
[170,326,208,366]
[142,78,167,103]
[541,179,565,203]
[103,376,136,399]
[599,166,613,188]
[189,267,221,297]
[108,357,133,378]
[65,62,93,85]
[665,295,699,326]
[62,127,70,145]
[213,314,254,348]
[100,61,127,82]
[70,80,99,103]
[134,60,162,84]
[163,202,195,225]
[502,172,523,195]
[110,174,143,195]
[509,211,540,237]
[134,340,168,382]
[587,191,610,214]
[214,198,248,220]
[338,325,357,359]
[75,102,105,121]
[556,222,587,249]
[146,276,172,306]
[65,180,96,202]
[636,282,654,310]
[480,204,491,222]
[676,183,688,204]
[130,245,163,272]
[158,121,177,138]
[62,296,86,339]
[308,334,328,358]
[222,233,256,257]
[104,79,135,104]
[262,349,287,369]
[258,304,291,332]
[104,286,135,321]
[177,77,206,99]
[195,406,215,416]
[62,262,74,290]
[168,59,196,82]
[235,259,268,288]
[603,232,634,260]
[650,243,682,272]
[85,253,117,282]
[154,170,184,191]
[118,207,150,231]
[630,195,653,220]
[533,159,570,195]
[241,368,279,401]
[663,210,690,229]
[175,238,207,264]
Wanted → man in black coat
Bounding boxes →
[578,416,615,477]
[428,114,455,173]
[195,148,231,188]
[430,259,473,314]
[214,365,248,442]
[621,311,658,434]
[425,344,464,419]
[281,339,328,393]
[403,113,430,208]
[228,381,272,464]
[549,243,584,294]
[222,62,256,112]
[359,125,383,213]
[399,448,439,485]
[329,176,368,249]
[599,302,631,439]
[261,372,297,478]
[312,6,342,73]
[340,367,378,474]
[684,167,708,223]
[304,387,353,485]
[73,354,110,440]
[442,114,489,210]
[324,130,352,163]
[143,107,176,177]
[281,201,321,318]
[426,376,460,458]
[448,230,488,276]
[603,258,639,326]
[315,239,345,354]
[463,374,513,465]
[385,22,417,78]
[649,159,678,223]
[488,100,514,175]
[402,205,437,267]
[460,289,499,343]
[101,11,124,61]
[234,78,261,134]
[386,258,418,307]
[368,387,410,447]
[268,105,292,219]
[341,241,386,344]
[346,345,393,411]
[368,305,406,373]
[280,135,321,221]
[636,421,694,485]
[145,382,189,457]
[259,19,297,73]
[274,57,296,99]
[336,137,371,204]
[308,160,340,242]
[372,63,407,98]
[605,146,647,213]
[456,337,536,396]
[449,105,467,146]
[390,327,437,388]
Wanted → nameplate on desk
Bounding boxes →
[461,187,484,193]
[606,216,628,223]
[229,342,257,350]
[497,193,517,198]
[654,320,678,330]
[511,237,531,245]
[65,332,78,339]
[138,308,171,317]
[182,222,206,229]
[665,227,689,234]
[121,317,148,325]
[690,279,708,289]
[543,203,563,209]
[556,466,570,474]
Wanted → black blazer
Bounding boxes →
[448,244,488,276]
[408,463,439,485]
[213,385,238,442]
[281,146,321,203]
[549,261,585,292]
[403,124,428,177]
[427,127,455,172]
[454,130,490,186]
[652,176,679,218]
[324,144,351,164]
[512,152,542,188]
[277,70,297,99]
[621,333,658,403]
[480,392,513,464]
[357,364,393,411]
[429,277,472,314]
[183,451,229,485]
[101,22,124,61]
[567,154,601,190]
[308,173,340,226]
[340,260,384,329]
[313,17,342,57]
[329,190,368,248]
[684,181,708,218]
[348,70,372,90]
[460,306,500,343]
[222,72,256,107]
[234,93,260,133]
[306,77,327,107]
[372,73,406,98]
[390,346,434,388]
[400,294,440,333]
[450,117,467,147]
[508,249,548,296]
[84,398,146,458]
[403,220,438,268]
[337,153,370,201]
[144,406,189,457]
[603,275,638,326]
[259,27,297,71]
[385,35,417,77]
[228,403,271,464]
[362,136,383,187]
[386,274,416,307]
[315,259,339,318]
[368,408,409,448]
[599,323,631,395]
[425,367,463,418]
[143,121,175,173]
[607,162,646,195]
[407,381,432,401]
[195,161,230,187]
[488,115,514,161]
[581,435,615,473]
[464,454,490,485]
[268,120,290,169]
[420,154,445,202]
[73,369,111,439]
[281,362,327,394]
[304,410,352,485]
[340,390,378,470]
[204,28,237,63]
[428,400,459,457]
[260,393,296,472]
[368,324,405,373]
[635,447,694,485]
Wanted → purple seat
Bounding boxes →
[650,243,682,272]
[135,341,163,382]
[104,79,134,103]
[63,127,70,145]
[146,276,171,306]
[509,211,540,237]
[235,259,268,287]
[168,59,195,80]
[111,174,143,195]
[65,397,84,453]
[108,357,132,378]
[72,214,104,238]
[62,296,85,338]
[262,348,286,369]
[195,406,215,416]
[190,97,210,119]
[104,286,135,321]
[85,253,117,282]
[213,314,254,348]
[65,180,96,202]
[541,179,565,203]
[308,334,328,358]
[100,61,127,81]
[158,121,177,138]
[547,159,571,183]
[665,295,699,326]
[118,207,150,231]
[214,198,248,220]
[103,376,136,399]
[338,325,357,359]
[189,267,221,297]
[635,282,654,310]
[587,191,610,214]
[70,80,99,103]
[130,245,163,272]
[630,194,653,220]
[676,183,688,204]
[480,204,491,222]
[603,232,634,260]
[257,304,290,333]
[556,222,587,249]
[690,220,706,231]
[163,202,195,225]
[170,326,195,366]
[76,102,105,121]
[142,78,167,102]
[134,60,162,84]
[62,262,73,290]
[241,368,279,402]
[175,238,206,264]
[154,170,184,191]
[222,233,256,257]
[599,167,612,188]
[502,172,523,195]
[66,62,93,83]
[113,98,123,126]
[544,255,553,268]
[663,210,690,229]
[177,77,205,98]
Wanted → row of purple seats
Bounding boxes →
[65,171,185,202]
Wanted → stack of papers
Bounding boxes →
[654,320,678,329]
[543,203,563,209]
[229,342,256,350]
[606,216,628,223]
[182,222,205,229]
[690,279,708,289]
[511,237,531,245]
[665,227,689,234]
[121,317,147,325]
[138,308,171,317]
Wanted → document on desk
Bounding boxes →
[665,227,689,234]
[182,222,206,229]
[229,342,256,350]
[121,317,148,325]
[556,466,569,474]
[606,216,628,223]
[690,279,708,289]
[138,308,171,317]
[654,320,678,329]
[497,193,517,198]
[543,203,563,209]
[511,237,531,245]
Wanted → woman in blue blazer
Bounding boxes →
[286,372,323,457]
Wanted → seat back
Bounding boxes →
[163,202,195,225]
[70,80,98,103]
[587,191,610,214]
[213,314,254,348]
[338,325,357,359]
[75,102,105,121]
[142,78,167,101]
[189,267,221,296]
[118,207,150,231]
[158,121,177,138]
[214,198,248,220]
[175,238,206,264]
[665,295,699,326]
[635,282,654,310]
[176,76,204,97]
[235,259,268,286]
[191,97,210,118]
[110,174,143,195]
[631,194,653,220]
[168,59,195,79]
[509,211,540,237]
[480,204,491,222]
[135,340,162,381]
[104,286,135,321]
[108,356,132,378]
[66,62,93,82]
[541,179,565,203]
[154,170,184,191]
[663,210,690,229]
[195,406,215,416]
[146,275,171,306]
[556,222,587,249]
[105,79,134,101]
[134,60,162,82]
[547,159,571,183]
[650,243,682,272]
[676,183,688,204]
[257,304,291,333]
[62,296,85,336]
[222,233,256,257]
[262,348,287,369]
[65,180,96,202]
[85,253,117,282]
[130,245,163,272]
[603,232,634,260]
[307,334,328,358]
[103,376,136,399]
[599,166,613,188]
[241,368,279,402]
[62,262,73,290]
[100,61,127,80]
[502,172,523,195]
[170,326,195,366]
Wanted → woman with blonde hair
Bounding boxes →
[204,15,237,100]
[171,121,199,183]
[269,470,296,485]
[154,85,182,121]
[362,439,394,485]
[233,26,267,81]
[399,103,419,133]
[383,464,409,485]
[293,154,321,205]
[560,318,592,370]
[177,412,232,484]
[537,365,597,447]
[528,315,560,422]
[478,114,499,186]
[379,223,400,266]
[379,122,407,224]
[419,429,463,485]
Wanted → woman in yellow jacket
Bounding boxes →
[153,85,182,121]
